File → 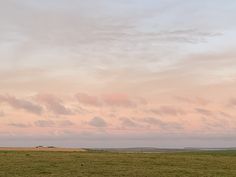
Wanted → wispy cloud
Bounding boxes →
[142,29,221,44]
[0,95,43,115]
[119,117,140,128]
[34,120,55,127]
[195,108,213,117]
[102,93,136,107]
[8,123,31,128]
[57,120,75,127]
[88,117,107,128]
[34,120,75,128]
[201,116,229,131]
[228,98,236,107]
[143,117,183,130]
[76,92,141,108]
[0,111,5,117]
[175,96,210,105]
[149,106,185,116]
[75,93,101,107]
[35,94,73,116]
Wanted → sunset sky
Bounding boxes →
[1,0,236,148]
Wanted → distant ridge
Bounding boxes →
[89,147,236,153]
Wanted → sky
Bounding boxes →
[0,0,236,148]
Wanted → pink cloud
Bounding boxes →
[8,123,31,128]
[75,93,101,106]
[228,98,236,107]
[35,94,73,115]
[57,120,75,127]
[88,117,107,128]
[119,117,140,128]
[175,96,210,105]
[102,93,136,107]
[150,106,186,116]
[142,117,183,130]
[0,94,43,115]
[75,92,141,108]
[195,108,213,117]
[34,120,75,127]
[0,111,5,117]
[34,120,55,127]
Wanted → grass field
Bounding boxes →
[0,150,236,177]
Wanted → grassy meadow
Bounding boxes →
[0,150,236,177]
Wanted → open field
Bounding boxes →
[0,150,236,177]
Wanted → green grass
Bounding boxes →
[0,150,236,177]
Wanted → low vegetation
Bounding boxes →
[0,150,236,177]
